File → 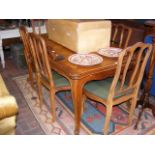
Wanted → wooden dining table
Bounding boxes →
[44,36,118,134]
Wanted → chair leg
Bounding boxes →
[81,94,86,115]
[27,65,34,88]
[128,97,137,126]
[103,105,113,135]
[36,75,43,107]
[50,89,56,122]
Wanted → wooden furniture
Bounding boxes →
[111,24,132,48]
[42,35,147,134]
[144,20,155,36]
[111,20,145,46]
[0,74,18,134]
[84,42,152,134]
[19,26,35,87]
[29,33,71,121]
[135,21,155,129]
[0,25,46,68]
[44,37,117,134]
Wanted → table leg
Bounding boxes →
[71,80,84,135]
[0,38,5,68]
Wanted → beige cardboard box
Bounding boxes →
[47,19,111,54]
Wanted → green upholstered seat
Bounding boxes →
[84,78,113,99]
[84,78,130,100]
[53,71,70,87]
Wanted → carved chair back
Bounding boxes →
[111,23,132,49]
[109,42,152,103]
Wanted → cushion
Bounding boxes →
[53,71,70,87]
[84,77,130,100]
[0,116,16,135]
[0,95,18,120]
[0,75,9,96]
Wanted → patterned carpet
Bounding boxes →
[14,75,155,135]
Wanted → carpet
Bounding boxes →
[14,75,155,135]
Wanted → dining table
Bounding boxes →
[44,36,119,134]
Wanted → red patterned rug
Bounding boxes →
[14,75,155,135]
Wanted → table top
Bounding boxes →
[44,36,118,80]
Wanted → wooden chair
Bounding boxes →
[84,42,152,134]
[135,36,155,129]
[111,23,132,49]
[29,32,71,122]
[31,19,47,34]
[19,26,35,87]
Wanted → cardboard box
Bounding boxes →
[47,19,111,54]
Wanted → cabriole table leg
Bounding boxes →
[71,79,84,135]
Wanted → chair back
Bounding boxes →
[31,19,47,34]
[29,33,54,87]
[108,42,152,102]
[19,26,33,68]
[111,24,132,49]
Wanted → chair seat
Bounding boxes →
[53,71,70,87]
[84,78,130,100]
[84,78,113,99]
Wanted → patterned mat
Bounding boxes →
[14,75,155,135]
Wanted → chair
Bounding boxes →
[111,23,132,49]
[29,32,71,121]
[84,42,152,134]
[134,36,155,129]
[31,19,47,34]
[19,26,35,88]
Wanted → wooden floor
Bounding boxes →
[0,55,45,134]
